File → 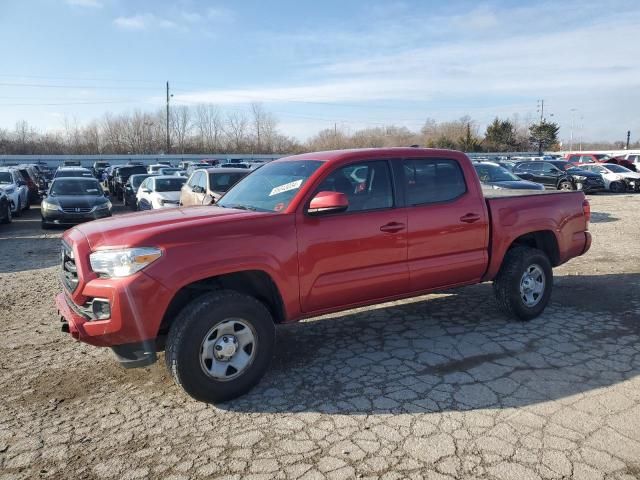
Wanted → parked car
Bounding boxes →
[180,168,249,207]
[113,165,148,199]
[92,161,111,178]
[157,161,172,166]
[56,147,592,403]
[0,189,12,224]
[157,167,182,176]
[136,175,186,210]
[147,164,166,175]
[219,162,250,169]
[565,152,636,172]
[513,161,605,192]
[613,153,640,172]
[178,161,195,170]
[53,167,95,179]
[16,166,43,203]
[0,167,30,216]
[41,177,112,228]
[578,163,640,192]
[473,162,544,190]
[62,160,82,167]
[123,174,155,209]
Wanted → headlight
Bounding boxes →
[573,175,587,181]
[95,201,112,211]
[3,187,15,195]
[90,247,162,278]
[42,200,60,211]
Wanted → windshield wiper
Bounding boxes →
[224,204,257,211]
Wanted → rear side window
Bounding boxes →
[403,159,466,205]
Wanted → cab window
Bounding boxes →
[316,161,393,212]
[403,159,466,204]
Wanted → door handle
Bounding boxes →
[460,213,481,223]
[380,222,406,233]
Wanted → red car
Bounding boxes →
[56,148,591,403]
[565,152,636,171]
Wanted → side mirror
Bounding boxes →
[307,191,349,216]
[17,180,26,187]
[142,188,151,194]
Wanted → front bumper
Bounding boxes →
[56,268,172,348]
[575,181,605,193]
[42,209,111,225]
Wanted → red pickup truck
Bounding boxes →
[56,148,592,403]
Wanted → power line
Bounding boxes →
[0,99,142,106]
[0,82,157,90]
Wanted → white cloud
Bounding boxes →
[206,7,234,22]
[66,0,103,7]
[114,13,176,30]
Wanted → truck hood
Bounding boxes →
[74,206,265,250]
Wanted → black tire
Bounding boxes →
[165,290,276,403]
[610,181,625,193]
[123,195,128,207]
[558,180,573,191]
[493,246,553,321]
[23,196,30,210]
[1,202,11,224]
[13,199,22,218]
[41,219,52,229]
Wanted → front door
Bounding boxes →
[297,160,409,313]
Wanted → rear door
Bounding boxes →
[297,159,409,312]
[538,162,562,187]
[402,158,489,291]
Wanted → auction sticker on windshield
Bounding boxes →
[269,179,303,196]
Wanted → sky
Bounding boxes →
[0,0,639,143]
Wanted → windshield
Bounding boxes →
[51,179,102,196]
[474,164,520,182]
[604,164,630,173]
[567,167,589,174]
[218,160,323,212]
[160,168,180,175]
[130,175,151,189]
[209,172,247,192]
[55,170,94,178]
[154,178,186,192]
[119,166,147,177]
[0,172,12,184]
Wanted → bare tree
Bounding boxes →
[171,106,192,153]
[195,104,224,152]
[225,111,249,153]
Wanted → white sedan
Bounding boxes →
[0,168,30,216]
[136,175,187,210]
[579,164,640,192]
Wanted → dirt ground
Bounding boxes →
[0,194,639,480]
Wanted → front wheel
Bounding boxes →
[165,290,276,403]
[610,181,625,193]
[558,181,573,191]
[1,203,11,224]
[493,246,553,321]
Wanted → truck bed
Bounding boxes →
[482,188,575,199]
[481,189,589,281]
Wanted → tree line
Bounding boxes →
[0,103,636,155]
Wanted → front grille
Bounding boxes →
[61,241,79,292]
[60,206,93,214]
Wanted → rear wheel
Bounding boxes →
[165,290,276,403]
[558,180,573,191]
[493,246,553,321]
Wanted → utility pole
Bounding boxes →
[626,130,631,150]
[570,108,576,151]
[537,99,545,123]
[166,81,171,154]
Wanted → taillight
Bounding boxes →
[582,198,591,225]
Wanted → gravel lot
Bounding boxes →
[1,194,639,480]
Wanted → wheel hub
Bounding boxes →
[519,264,545,307]
[213,335,238,360]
